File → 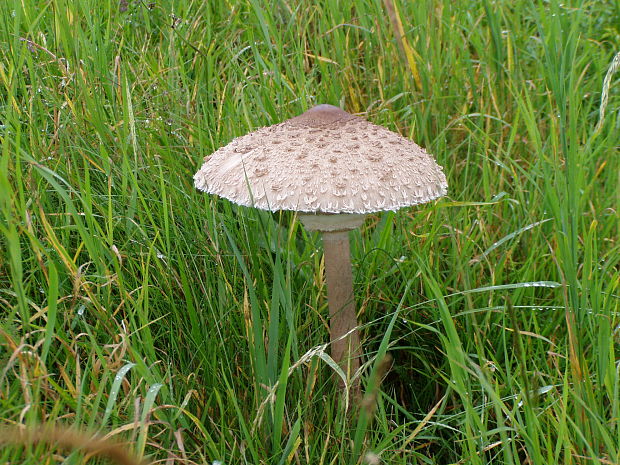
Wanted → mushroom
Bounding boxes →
[194,104,447,389]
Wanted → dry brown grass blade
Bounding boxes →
[382,0,422,89]
[400,394,446,450]
[0,425,148,465]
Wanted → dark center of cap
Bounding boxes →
[287,104,357,128]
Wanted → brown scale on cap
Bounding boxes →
[194,104,447,214]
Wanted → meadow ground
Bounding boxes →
[1,0,619,463]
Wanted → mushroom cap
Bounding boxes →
[194,104,448,214]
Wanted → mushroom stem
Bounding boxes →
[322,230,362,386]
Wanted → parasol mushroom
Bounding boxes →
[194,104,448,388]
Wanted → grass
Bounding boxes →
[0,0,619,463]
